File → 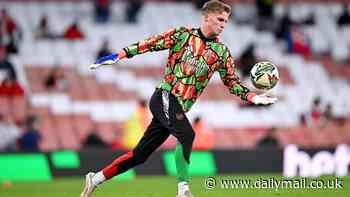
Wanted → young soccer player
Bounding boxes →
[80,1,277,196]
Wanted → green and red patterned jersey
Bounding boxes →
[123,27,250,112]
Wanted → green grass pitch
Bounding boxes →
[1,175,349,197]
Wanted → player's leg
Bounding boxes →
[80,117,170,197]
[159,90,195,197]
[81,89,171,197]
[147,89,195,197]
[102,117,170,178]
[171,114,195,197]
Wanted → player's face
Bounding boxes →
[205,11,230,36]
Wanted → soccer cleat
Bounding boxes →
[176,190,194,197]
[89,53,118,69]
[80,172,97,197]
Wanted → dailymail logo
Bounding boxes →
[283,144,350,177]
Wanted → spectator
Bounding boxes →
[34,15,58,40]
[123,99,150,149]
[285,24,311,58]
[257,127,279,147]
[310,96,322,127]
[275,11,293,40]
[0,9,22,54]
[83,126,108,148]
[0,77,24,96]
[94,0,111,23]
[110,130,124,151]
[337,4,350,27]
[238,43,257,78]
[63,20,85,40]
[323,103,334,123]
[96,39,112,60]
[0,47,24,96]
[301,12,315,26]
[18,115,41,152]
[125,0,143,24]
[0,113,20,152]
[192,116,214,150]
[44,66,68,92]
[299,113,309,128]
[255,0,275,31]
[192,0,208,10]
[0,46,16,82]
[256,0,274,18]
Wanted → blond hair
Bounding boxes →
[201,0,231,15]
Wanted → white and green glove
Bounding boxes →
[247,92,278,105]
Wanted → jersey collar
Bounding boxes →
[197,28,218,42]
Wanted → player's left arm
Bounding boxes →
[218,47,250,100]
[218,47,277,105]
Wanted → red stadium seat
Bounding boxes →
[100,83,120,101]
[10,96,28,123]
[65,69,87,100]
[37,115,60,151]
[0,97,10,115]
[73,114,93,140]
[53,114,80,150]
[95,121,119,144]
[80,76,105,101]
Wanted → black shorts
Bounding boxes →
[133,88,195,162]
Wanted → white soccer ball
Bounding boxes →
[250,61,279,90]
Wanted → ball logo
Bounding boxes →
[268,74,278,82]
[283,145,350,177]
[255,63,275,78]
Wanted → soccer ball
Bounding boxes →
[250,61,279,90]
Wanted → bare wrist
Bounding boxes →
[247,92,256,103]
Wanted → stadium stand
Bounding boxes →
[0,0,349,151]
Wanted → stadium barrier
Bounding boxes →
[0,145,349,181]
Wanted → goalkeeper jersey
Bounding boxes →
[123,27,250,112]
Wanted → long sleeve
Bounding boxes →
[123,27,188,58]
[218,47,250,101]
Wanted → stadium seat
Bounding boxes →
[10,96,28,123]
[53,114,80,150]
[1,1,349,151]
[0,97,11,115]
[73,114,93,140]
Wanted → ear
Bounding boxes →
[202,13,209,23]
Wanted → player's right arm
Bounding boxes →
[123,26,188,58]
[90,27,188,69]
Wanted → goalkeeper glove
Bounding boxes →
[90,53,119,69]
[247,92,278,105]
